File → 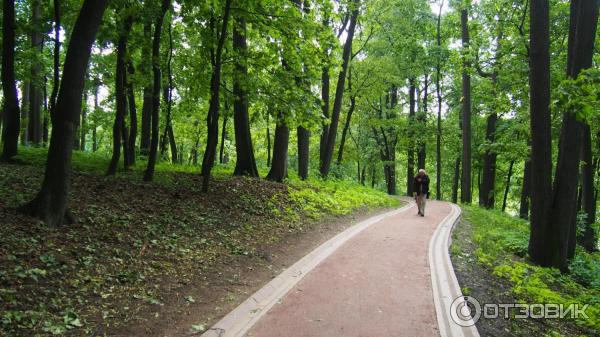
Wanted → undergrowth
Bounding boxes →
[0,147,399,336]
[462,205,600,333]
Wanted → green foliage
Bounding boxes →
[462,205,600,331]
[288,177,399,218]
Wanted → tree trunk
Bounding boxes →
[435,2,443,200]
[580,124,597,251]
[452,157,460,204]
[80,89,87,151]
[519,158,531,219]
[160,20,176,163]
[201,0,232,192]
[407,78,416,196]
[140,22,152,155]
[18,0,109,226]
[1,0,21,160]
[108,13,133,176]
[49,0,61,122]
[480,111,498,208]
[460,8,472,203]
[502,160,514,212]
[297,126,310,180]
[21,84,30,146]
[143,0,170,182]
[549,0,598,269]
[266,114,271,167]
[417,75,428,170]
[92,84,99,152]
[528,0,553,266]
[232,15,258,176]
[337,69,356,165]
[266,114,289,182]
[126,61,137,165]
[219,112,228,164]
[319,0,359,177]
[28,0,43,146]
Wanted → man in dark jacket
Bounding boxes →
[413,169,430,216]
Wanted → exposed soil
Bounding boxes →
[0,162,397,337]
[450,217,592,337]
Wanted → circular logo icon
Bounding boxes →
[450,296,481,327]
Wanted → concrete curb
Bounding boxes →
[201,201,415,337]
[428,203,480,337]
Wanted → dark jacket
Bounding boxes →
[413,174,430,196]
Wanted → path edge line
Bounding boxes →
[201,200,414,337]
[428,203,480,337]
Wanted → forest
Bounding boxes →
[1,0,600,335]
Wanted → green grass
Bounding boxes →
[462,205,600,332]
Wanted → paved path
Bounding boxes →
[243,200,451,337]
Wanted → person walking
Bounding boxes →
[413,169,430,216]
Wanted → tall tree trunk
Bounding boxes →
[319,13,331,170]
[502,160,514,212]
[108,13,133,176]
[266,114,289,182]
[18,0,109,226]
[528,0,553,266]
[140,22,152,155]
[21,84,30,146]
[519,158,531,219]
[417,75,428,170]
[232,15,258,176]
[407,78,416,196]
[1,0,21,160]
[435,0,444,200]
[160,19,175,163]
[580,124,597,251]
[319,0,359,177]
[43,77,49,145]
[28,0,43,146]
[49,0,61,121]
[80,89,87,151]
[297,126,310,180]
[548,0,598,269]
[460,7,472,203]
[201,0,232,192]
[452,157,461,204]
[266,114,272,167]
[126,61,137,165]
[337,68,356,165]
[219,112,228,164]
[143,0,170,181]
[480,111,498,208]
[92,84,99,152]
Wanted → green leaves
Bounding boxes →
[553,68,600,123]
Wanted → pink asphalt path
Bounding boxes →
[246,200,451,337]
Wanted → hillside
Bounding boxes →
[0,149,399,336]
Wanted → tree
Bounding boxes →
[320,0,360,177]
[1,0,21,161]
[460,4,472,204]
[108,10,134,176]
[232,14,259,177]
[143,0,170,182]
[200,0,233,192]
[19,0,109,226]
[529,0,598,269]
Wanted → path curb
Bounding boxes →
[201,201,414,337]
[428,204,480,337]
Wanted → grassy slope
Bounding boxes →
[453,205,600,336]
[0,148,399,336]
